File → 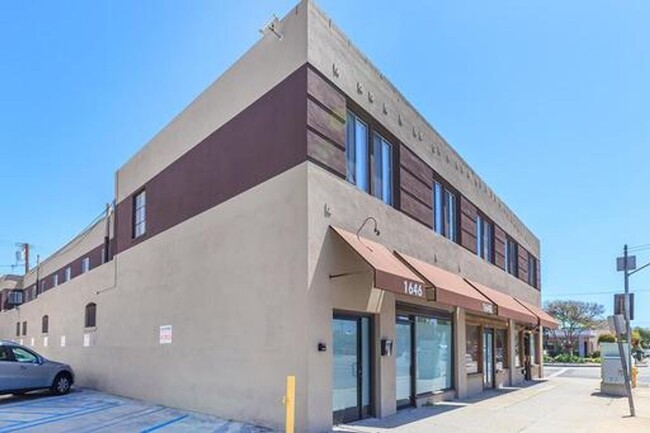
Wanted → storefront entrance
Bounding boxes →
[332,315,372,424]
[483,328,495,389]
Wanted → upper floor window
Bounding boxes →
[346,112,394,205]
[22,321,27,336]
[81,257,90,274]
[52,274,58,287]
[85,302,97,328]
[433,181,458,241]
[42,315,49,334]
[15,322,20,337]
[65,267,71,282]
[476,214,494,263]
[527,253,538,288]
[133,190,147,238]
[505,237,518,276]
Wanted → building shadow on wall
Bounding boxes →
[333,380,548,432]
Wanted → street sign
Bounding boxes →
[617,256,637,271]
[608,314,627,336]
[614,293,635,320]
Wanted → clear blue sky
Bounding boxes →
[1,1,649,324]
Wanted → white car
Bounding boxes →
[0,340,74,395]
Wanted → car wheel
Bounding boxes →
[51,373,72,395]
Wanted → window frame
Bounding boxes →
[21,321,27,336]
[15,322,20,337]
[81,257,90,274]
[465,324,482,375]
[65,267,71,282]
[345,107,397,207]
[84,302,97,328]
[505,237,519,277]
[52,274,58,287]
[527,253,538,288]
[42,315,49,334]
[433,179,459,242]
[132,189,147,239]
[476,213,494,263]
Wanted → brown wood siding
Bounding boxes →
[399,145,433,185]
[460,196,477,254]
[401,192,433,228]
[400,167,432,207]
[399,144,433,228]
[494,226,506,270]
[115,65,309,254]
[306,67,346,178]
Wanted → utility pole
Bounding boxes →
[624,244,632,349]
[15,242,30,275]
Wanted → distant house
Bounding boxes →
[544,328,610,357]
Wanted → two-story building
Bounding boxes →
[0,1,557,431]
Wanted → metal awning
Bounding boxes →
[515,298,560,329]
[330,226,427,299]
[395,252,496,315]
[464,279,537,325]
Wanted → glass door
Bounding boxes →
[395,317,413,408]
[483,328,494,389]
[333,315,371,424]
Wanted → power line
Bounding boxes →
[544,288,650,297]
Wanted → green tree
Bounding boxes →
[544,300,605,355]
[634,327,650,349]
[598,333,616,344]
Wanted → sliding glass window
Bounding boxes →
[476,214,494,263]
[495,329,507,372]
[346,112,369,193]
[433,181,458,242]
[371,133,393,205]
[465,325,480,374]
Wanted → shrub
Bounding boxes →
[598,333,616,344]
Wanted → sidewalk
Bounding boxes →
[334,376,650,433]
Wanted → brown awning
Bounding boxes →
[464,279,537,325]
[515,298,560,329]
[396,252,496,315]
[330,226,427,299]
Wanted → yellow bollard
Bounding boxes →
[284,375,295,433]
[632,366,638,388]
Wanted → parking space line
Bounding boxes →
[0,403,120,432]
[74,407,167,433]
[139,415,190,432]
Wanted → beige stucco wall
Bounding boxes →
[1,164,310,432]
[116,1,309,202]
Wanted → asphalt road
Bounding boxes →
[545,365,650,386]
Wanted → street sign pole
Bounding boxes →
[624,245,632,353]
[613,315,635,417]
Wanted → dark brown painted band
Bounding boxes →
[115,65,309,254]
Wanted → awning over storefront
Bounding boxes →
[464,279,537,325]
[395,252,496,315]
[330,226,427,299]
[515,298,560,329]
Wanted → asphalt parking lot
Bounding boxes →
[0,389,273,433]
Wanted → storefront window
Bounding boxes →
[465,325,480,374]
[415,316,452,393]
[495,329,507,372]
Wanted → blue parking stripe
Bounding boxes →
[76,407,166,433]
[0,403,119,432]
[139,415,189,432]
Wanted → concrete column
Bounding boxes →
[508,319,516,386]
[454,307,467,398]
[376,292,396,418]
[537,328,544,379]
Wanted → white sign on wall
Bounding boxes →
[60,335,66,347]
[83,333,91,347]
[43,336,49,347]
[159,325,173,344]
